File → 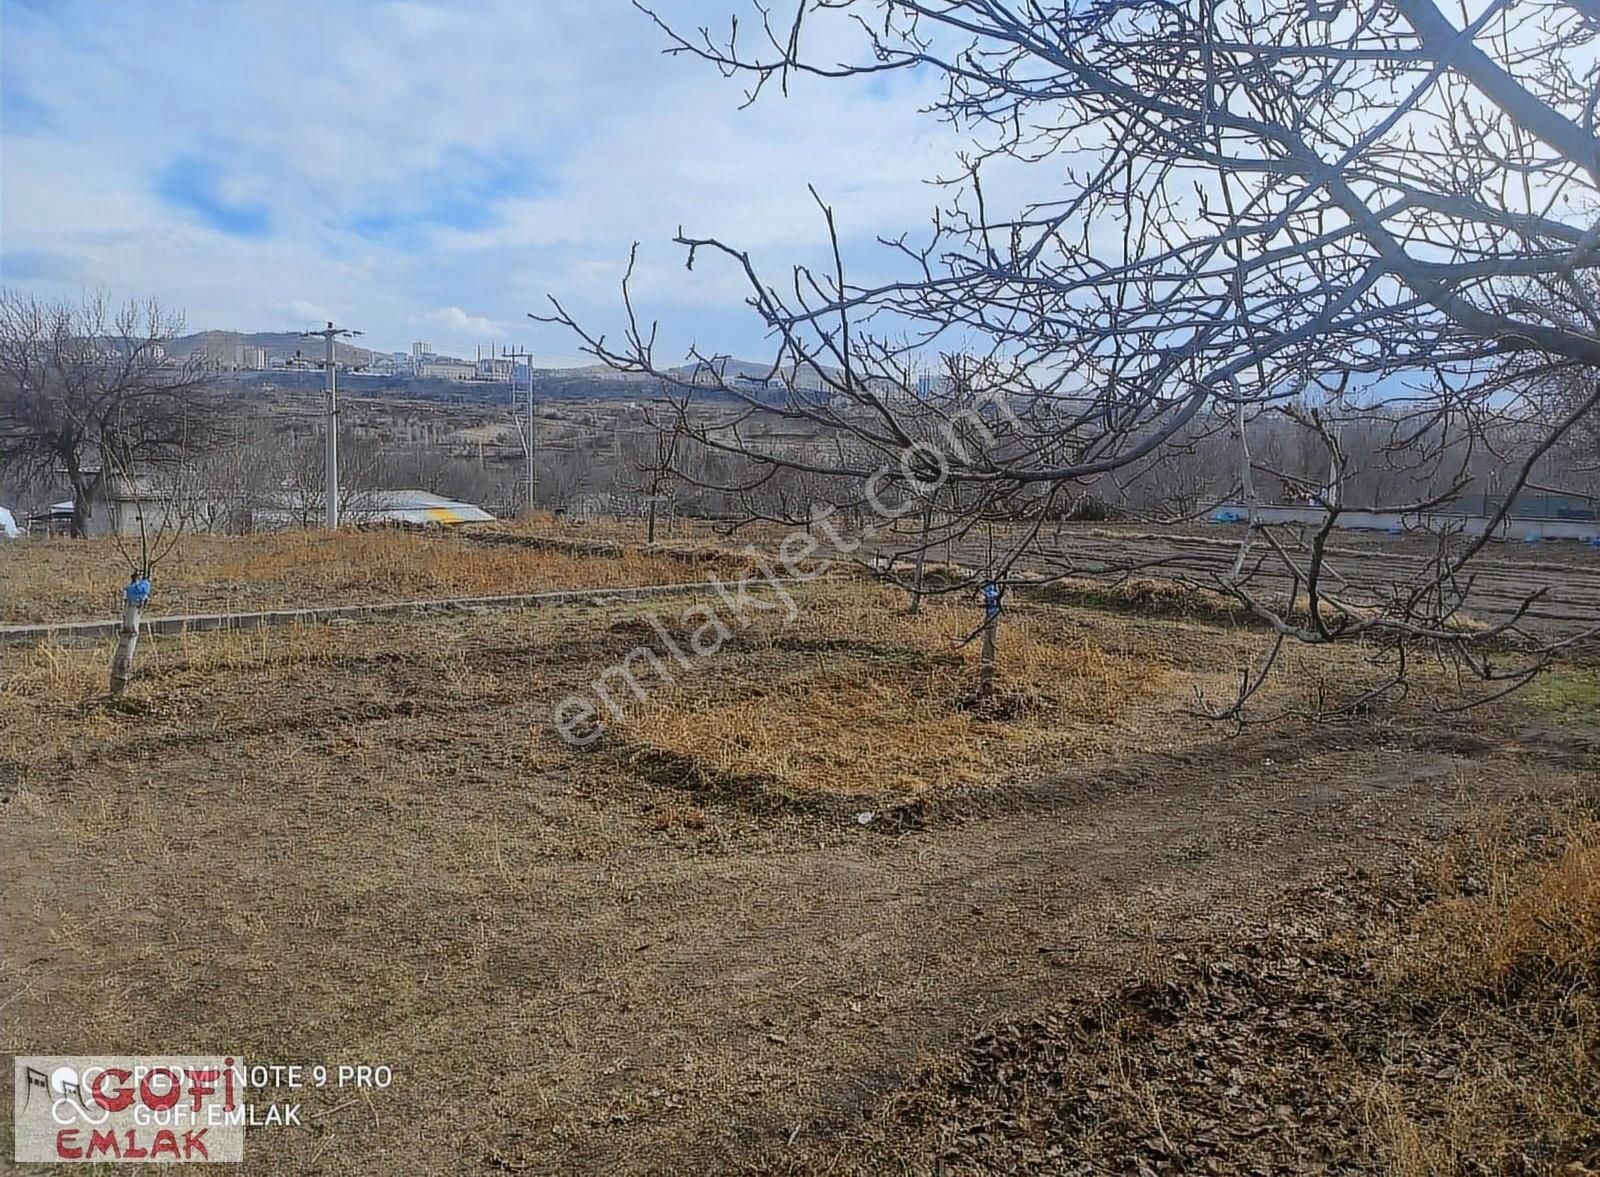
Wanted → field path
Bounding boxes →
[461,719,1529,1172]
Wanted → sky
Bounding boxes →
[0,0,964,364]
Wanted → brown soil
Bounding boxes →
[1,584,1593,1174]
[760,798,1600,1175]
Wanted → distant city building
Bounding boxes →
[359,354,398,375]
[235,344,267,370]
[476,355,513,382]
[417,357,475,381]
[464,344,514,383]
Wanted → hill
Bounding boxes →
[169,329,374,368]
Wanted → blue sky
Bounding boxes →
[0,0,962,363]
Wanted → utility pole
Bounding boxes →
[301,321,362,528]
[505,347,536,515]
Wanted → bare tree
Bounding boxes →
[615,395,687,543]
[0,291,218,538]
[190,421,285,534]
[538,0,1600,714]
[273,424,383,527]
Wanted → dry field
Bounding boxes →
[610,583,1435,802]
[771,792,1600,1174]
[2,557,1597,1173]
[0,522,755,623]
[907,521,1600,639]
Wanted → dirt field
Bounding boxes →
[4,544,1597,1173]
[891,521,1600,639]
[0,522,752,624]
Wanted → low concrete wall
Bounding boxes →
[1212,504,1600,542]
[0,580,794,647]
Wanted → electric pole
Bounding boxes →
[505,347,536,515]
[301,321,362,528]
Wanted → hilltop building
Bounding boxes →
[416,356,475,381]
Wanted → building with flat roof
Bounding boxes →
[416,357,475,381]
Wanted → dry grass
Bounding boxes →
[796,797,1600,1174]
[1366,805,1600,1173]
[0,622,357,763]
[603,578,1488,799]
[1402,806,1600,997]
[1,527,756,622]
[1043,575,1488,633]
[617,585,1180,797]
[0,640,106,700]
[3,563,1592,1173]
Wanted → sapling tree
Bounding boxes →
[0,290,226,696]
[103,436,205,697]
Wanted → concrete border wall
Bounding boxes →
[0,580,796,646]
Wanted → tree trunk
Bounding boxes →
[108,597,142,696]
[978,612,999,698]
[910,497,933,614]
[67,469,94,538]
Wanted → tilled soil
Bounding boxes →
[883,523,1600,640]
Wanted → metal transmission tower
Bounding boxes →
[504,347,536,515]
[301,321,362,528]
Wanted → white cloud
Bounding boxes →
[0,0,978,358]
[426,306,505,337]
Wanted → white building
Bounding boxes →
[235,344,268,370]
[476,355,513,382]
[417,357,475,381]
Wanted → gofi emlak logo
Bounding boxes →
[14,1056,245,1164]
